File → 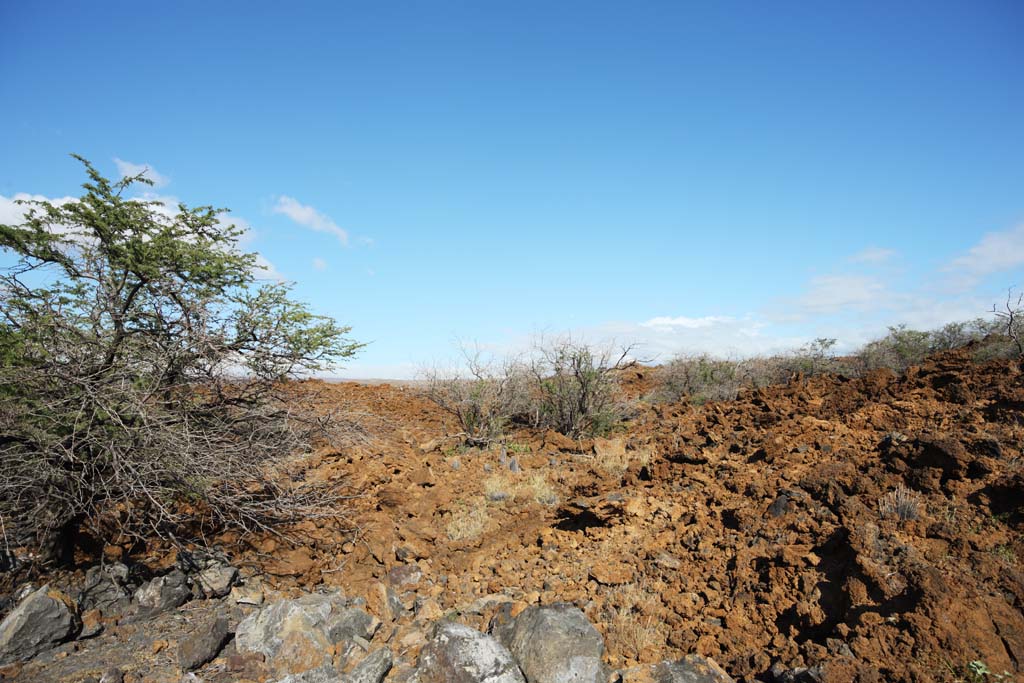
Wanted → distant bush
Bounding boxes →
[421,348,527,446]
[527,338,635,437]
[651,302,1021,406]
[654,354,743,405]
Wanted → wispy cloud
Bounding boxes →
[273,196,348,246]
[114,158,169,188]
[947,223,1024,286]
[640,315,734,331]
[0,193,77,225]
[797,274,888,315]
[312,257,327,271]
[850,247,896,264]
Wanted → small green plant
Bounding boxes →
[959,659,1014,683]
[992,544,1016,565]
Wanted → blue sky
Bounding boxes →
[2,1,1022,377]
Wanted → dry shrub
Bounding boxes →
[421,348,528,446]
[527,337,635,437]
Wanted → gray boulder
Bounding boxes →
[178,613,232,670]
[346,647,394,683]
[491,603,607,683]
[414,621,525,683]
[194,564,238,598]
[236,592,379,677]
[134,570,190,615]
[79,563,132,615]
[271,666,343,683]
[0,585,80,665]
[620,656,736,682]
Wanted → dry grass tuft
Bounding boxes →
[595,446,653,477]
[878,484,922,522]
[603,580,666,664]
[520,471,559,506]
[445,500,490,541]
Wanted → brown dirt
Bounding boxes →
[8,349,1024,682]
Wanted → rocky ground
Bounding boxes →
[1,346,1022,682]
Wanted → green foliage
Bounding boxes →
[0,156,361,560]
[528,339,632,437]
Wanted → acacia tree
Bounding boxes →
[0,157,362,563]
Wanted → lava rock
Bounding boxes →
[0,585,80,665]
[236,592,377,677]
[178,613,232,670]
[491,603,607,683]
[79,563,133,615]
[134,570,191,615]
[620,656,736,682]
[194,564,238,598]
[347,647,394,683]
[414,620,525,683]
[270,666,342,683]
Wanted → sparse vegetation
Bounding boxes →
[603,581,666,663]
[992,289,1023,357]
[527,338,635,437]
[0,158,362,562]
[444,500,489,541]
[594,443,652,478]
[424,338,637,443]
[652,307,1021,406]
[878,484,922,522]
[421,347,528,446]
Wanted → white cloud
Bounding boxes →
[114,158,169,188]
[273,196,348,246]
[797,274,888,315]
[312,257,327,271]
[0,193,77,226]
[640,315,734,331]
[948,223,1024,283]
[850,247,896,264]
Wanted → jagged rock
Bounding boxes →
[620,656,736,682]
[491,603,607,683]
[78,563,132,615]
[327,606,382,643]
[134,570,190,615]
[178,613,232,670]
[388,564,423,589]
[99,668,124,683]
[414,621,525,683]
[230,580,265,605]
[236,592,377,677]
[0,585,80,665]
[271,665,342,682]
[79,608,104,638]
[769,663,825,683]
[194,564,238,598]
[346,647,394,683]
